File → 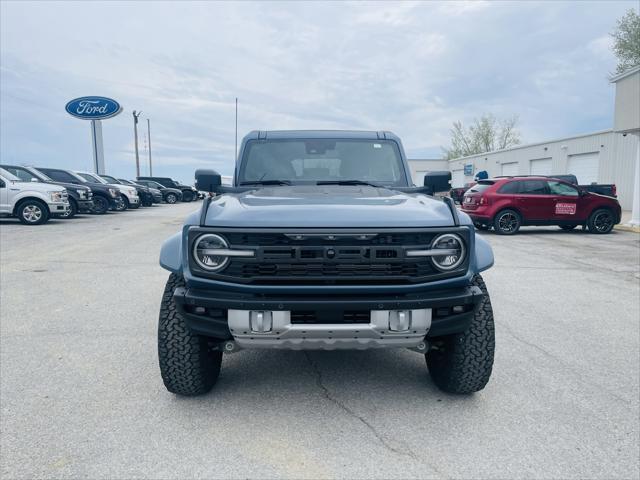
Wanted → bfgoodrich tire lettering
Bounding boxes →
[158,274,222,396]
[426,274,495,394]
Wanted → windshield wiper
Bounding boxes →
[239,180,291,186]
[317,180,384,188]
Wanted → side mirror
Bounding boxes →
[195,169,222,193]
[423,171,452,194]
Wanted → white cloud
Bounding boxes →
[588,35,614,60]
[439,1,490,16]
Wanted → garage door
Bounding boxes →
[567,152,599,185]
[529,158,552,176]
[451,169,464,188]
[501,162,519,177]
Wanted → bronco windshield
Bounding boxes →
[238,139,408,186]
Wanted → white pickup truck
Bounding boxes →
[0,168,70,225]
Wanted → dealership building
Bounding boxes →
[409,66,640,216]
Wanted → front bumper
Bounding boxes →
[174,284,484,349]
[110,197,124,209]
[50,201,70,215]
[77,199,94,212]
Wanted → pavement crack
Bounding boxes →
[496,320,635,409]
[303,352,444,475]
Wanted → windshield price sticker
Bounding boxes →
[555,203,576,215]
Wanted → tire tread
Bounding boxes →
[426,275,495,394]
[158,274,222,395]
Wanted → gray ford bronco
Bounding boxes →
[158,130,495,396]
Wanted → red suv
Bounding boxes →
[461,176,621,235]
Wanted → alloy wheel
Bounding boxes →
[498,212,518,233]
[593,211,613,233]
[22,204,42,223]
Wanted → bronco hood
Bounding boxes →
[203,185,458,228]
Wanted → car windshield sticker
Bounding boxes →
[373,143,382,149]
[555,203,576,215]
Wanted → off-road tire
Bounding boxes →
[426,274,495,394]
[92,195,109,214]
[493,209,521,235]
[165,193,178,204]
[559,224,577,231]
[158,274,223,396]
[182,190,194,202]
[587,208,615,234]
[16,199,50,225]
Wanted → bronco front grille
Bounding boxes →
[188,228,470,285]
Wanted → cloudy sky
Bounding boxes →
[1,1,636,184]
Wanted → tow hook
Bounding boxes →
[408,341,429,354]
[221,340,241,354]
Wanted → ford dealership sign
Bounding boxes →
[65,96,122,120]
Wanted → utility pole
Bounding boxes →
[143,132,148,175]
[235,97,238,160]
[132,110,142,177]
[147,118,153,176]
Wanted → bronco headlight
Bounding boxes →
[430,234,466,271]
[193,234,230,271]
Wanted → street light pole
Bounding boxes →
[147,118,153,176]
[133,110,142,177]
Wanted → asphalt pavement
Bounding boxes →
[1,202,639,479]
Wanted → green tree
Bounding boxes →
[443,114,521,160]
[612,9,640,73]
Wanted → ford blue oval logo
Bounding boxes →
[65,96,122,120]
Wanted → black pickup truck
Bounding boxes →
[36,167,123,214]
[545,175,617,197]
[137,176,198,202]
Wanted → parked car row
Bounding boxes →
[0,165,199,225]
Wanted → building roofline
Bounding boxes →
[407,158,445,162]
[448,129,614,163]
[609,65,640,83]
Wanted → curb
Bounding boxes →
[615,224,640,233]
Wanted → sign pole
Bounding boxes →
[91,119,105,174]
[147,118,153,176]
